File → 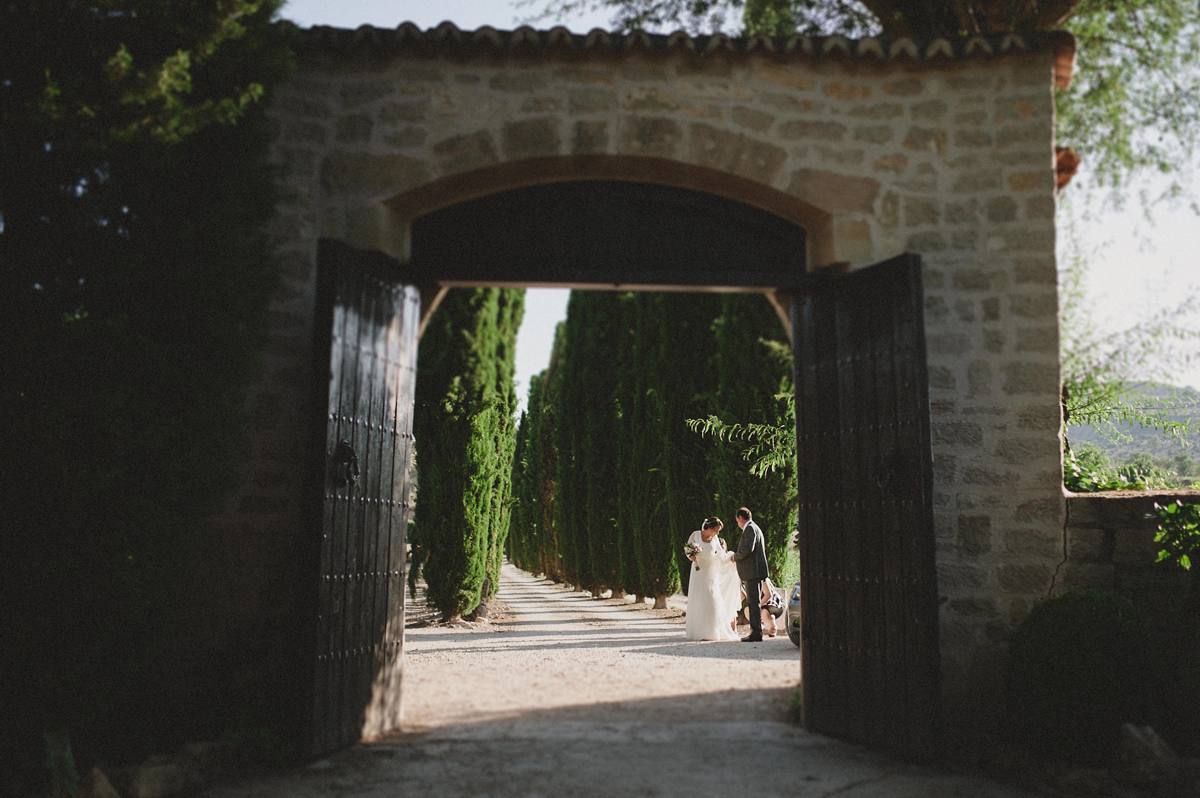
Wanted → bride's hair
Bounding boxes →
[702,516,722,530]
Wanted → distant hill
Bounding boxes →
[1067,383,1200,462]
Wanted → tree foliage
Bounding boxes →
[1,0,294,785]
[413,288,525,621]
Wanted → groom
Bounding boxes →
[732,507,770,643]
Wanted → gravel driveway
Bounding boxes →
[202,563,1039,798]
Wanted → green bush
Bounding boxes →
[1005,589,1154,763]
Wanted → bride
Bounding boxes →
[684,517,741,641]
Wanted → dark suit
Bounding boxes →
[733,519,770,638]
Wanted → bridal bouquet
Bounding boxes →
[683,542,701,571]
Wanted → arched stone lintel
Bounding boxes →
[383,154,836,270]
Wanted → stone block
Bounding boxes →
[928,365,956,390]
[689,124,787,184]
[758,64,815,91]
[1067,525,1113,563]
[624,87,679,112]
[572,120,609,153]
[383,127,427,148]
[834,219,872,262]
[882,78,923,96]
[731,106,774,132]
[933,421,983,446]
[981,297,1000,321]
[943,200,978,224]
[948,596,999,618]
[489,72,547,92]
[872,154,908,173]
[951,230,979,250]
[787,169,880,213]
[1007,170,1051,191]
[967,360,991,397]
[996,563,1052,594]
[849,102,904,118]
[1004,527,1062,558]
[934,455,957,482]
[1001,361,1058,395]
[952,168,1001,193]
[814,145,864,166]
[620,116,682,157]
[903,126,947,154]
[911,99,948,121]
[995,124,1043,149]
[1013,256,1056,284]
[1009,292,1057,319]
[951,267,992,291]
[432,130,498,173]
[908,231,946,251]
[569,88,619,113]
[963,467,1019,487]
[878,191,898,231]
[1016,327,1057,353]
[503,117,562,159]
[379,100,430,123]
[994,96,1040,122]
[994,437,1045,465]
[321,152,430,195]
[340,80,395,108]
[336,114,373,143]
[853,125,893,144]
[928,332,970,356]
[521,96,561,112]
[1015,496,1062,524]
[937,561,990,589]
[904,197,940,226]
[823,82,871,100]
[778,120,847,141]
[283,121,326,145]
[1025,195,1055,219]
[955,109,987,125]
[983,330,1004,353]
[986,196,1017,223]
[954,129,992,148]
[958,515,993,556]
[1016,405,1060,431]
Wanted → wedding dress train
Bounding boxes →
[684,530,741,641]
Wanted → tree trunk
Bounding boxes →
[653,594,667,610]
[610,588,625,599]
[591,587,603,598]
[635,593,646,604]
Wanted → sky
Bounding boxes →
[282,0,1200,409]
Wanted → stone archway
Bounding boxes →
[210,21,1074,758]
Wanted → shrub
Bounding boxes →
[1005,589,1154,763]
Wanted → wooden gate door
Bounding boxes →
[791,253,940,759]
[308,240,419,754]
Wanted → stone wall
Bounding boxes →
[1058,492,1197,603]
[224,26,1070,734]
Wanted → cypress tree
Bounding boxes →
[554,296,590,591]
[657,293,724,593]
[413,287,525,621]
[708,294,798,580]
[616,293,680,608]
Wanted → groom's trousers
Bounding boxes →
[744,579,762,637]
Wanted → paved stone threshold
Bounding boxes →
[201,564,1039,798]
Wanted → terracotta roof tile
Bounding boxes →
[297,23,1076,89]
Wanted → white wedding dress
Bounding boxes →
[684,530,742,641]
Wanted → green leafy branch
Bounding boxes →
[687,391,795,478]
[1153,500,1200,571]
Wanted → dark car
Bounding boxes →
[785,581,801,646]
